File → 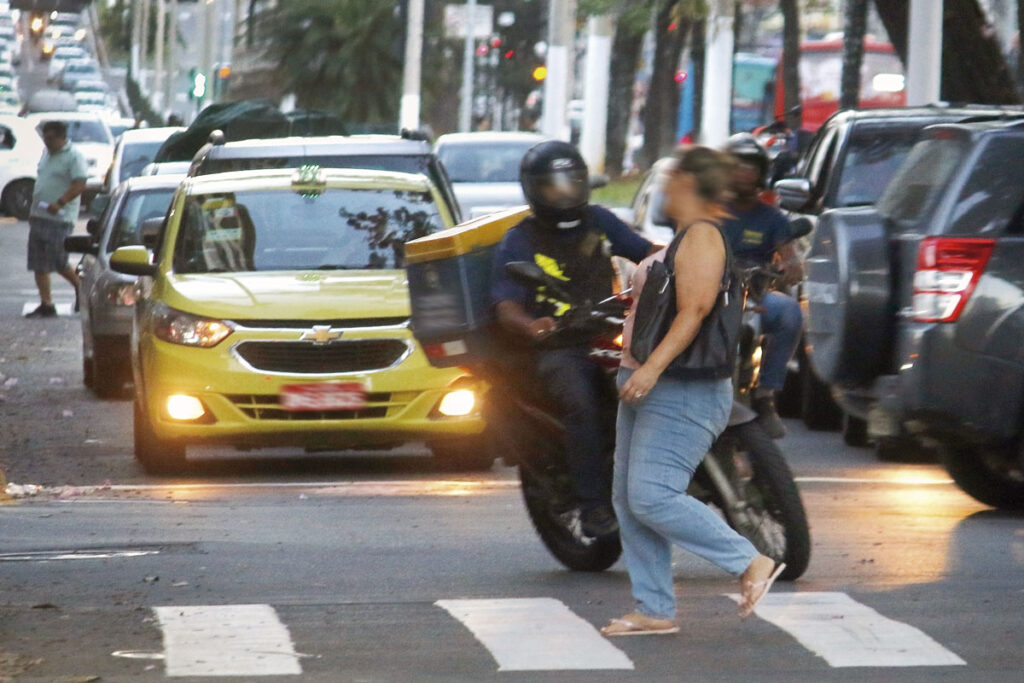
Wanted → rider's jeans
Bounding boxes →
[613,367,759,620]
[536,346,612,509]
[759,291,803,392]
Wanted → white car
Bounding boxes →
[25,111,114,202]
[433,131,548,219]
[105,126,184,193]
[0,114,42,219]
[48,45,87,81]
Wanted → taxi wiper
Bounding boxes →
[316,264,361,270]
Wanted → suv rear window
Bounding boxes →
[877,135,968,228]
[946,136,1024,235]
[834,126,921,208]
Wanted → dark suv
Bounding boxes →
[188,133,461,222]
[773,106,1021,432]
[804,118,1024,509]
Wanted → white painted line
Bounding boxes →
[436,598,633,671]
[795,477,953,485]
[725,592,966,668]
[154,604,302,677]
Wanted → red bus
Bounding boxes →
[774,37,906,132]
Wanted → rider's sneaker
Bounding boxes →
[752,391,786,439]
[581,504,619,537]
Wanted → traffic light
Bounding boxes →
[189,68,206,101]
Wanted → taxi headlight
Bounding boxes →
[437,389,476,417]
[153,305,233,347]
[166,394,205,421]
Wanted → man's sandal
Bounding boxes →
[600,612,679,637]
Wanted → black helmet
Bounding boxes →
[724,132,769,186]
[520,140,589,229]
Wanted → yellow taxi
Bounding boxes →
[110,166,488,474]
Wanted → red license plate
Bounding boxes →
[280,383,367,411]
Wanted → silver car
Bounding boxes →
[66,174,184,397]
[433,131,548,219]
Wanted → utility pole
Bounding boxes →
[580,14,611,171]
[906,0,942,105]
[165,0,178,121]
[154,0,165,111]
[700,0,734,146]
[130,0,142,81]
[840,0,868,110]
[140,0,151,90]
[459,0,477,132]
[541,0,576,140]
[400,0,424,131]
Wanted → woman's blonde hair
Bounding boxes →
[670,145,732,203]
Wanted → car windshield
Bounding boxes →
[107,188,177,253]
[172,186,443,273]
[876,135,968,227]
[437,141,535,183]
[64,119,112,144]
[120,140,165,180]
[834,126,922,208]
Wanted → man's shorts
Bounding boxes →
[27,216,74,272]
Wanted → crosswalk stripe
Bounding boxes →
[20,301,73,316]
[436,598,634,671]
[154,604,302,676]
[726,592,966,668]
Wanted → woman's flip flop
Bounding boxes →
[600,612,680,637]
[739,562,786,619]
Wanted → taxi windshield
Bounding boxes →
[172,186,444,273]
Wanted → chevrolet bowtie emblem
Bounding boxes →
[300,325,341,344]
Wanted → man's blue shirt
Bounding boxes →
[722,201,792,264]
[490,205,651,312]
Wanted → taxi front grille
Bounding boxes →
[225,392,394,421]
[234,340,409,373]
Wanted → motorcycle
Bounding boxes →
[482,262,811,579]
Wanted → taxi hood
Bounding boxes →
[162,270,411,320]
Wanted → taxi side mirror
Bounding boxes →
[110,245,157,276]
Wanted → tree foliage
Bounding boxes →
[257,0,402,123]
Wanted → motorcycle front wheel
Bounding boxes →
[710,421,811,580]
[519,464,622,572]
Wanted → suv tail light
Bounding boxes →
[912,237,994,322]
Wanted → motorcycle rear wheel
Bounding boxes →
[714,421,811,581]
[519,464,621,572]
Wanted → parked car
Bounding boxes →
[22,88,77,114]
[772,105,1024,432]
[0,113,42,218]
[108,167,488,474]
[25,110,115,203]
[105,126,184,193]
[803,117,1024,509]
[433,131,547,218]
[65,174,184,397]
[184,132,463,222]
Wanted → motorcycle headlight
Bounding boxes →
[153,304,233,347]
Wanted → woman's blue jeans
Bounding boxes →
[613,368,759,619]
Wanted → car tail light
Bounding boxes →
[912,237,994,322]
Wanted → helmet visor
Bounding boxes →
[535,169,588,208]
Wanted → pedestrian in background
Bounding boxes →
[601,146,783,637]
[25,120,86,318]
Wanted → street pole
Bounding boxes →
[700,0,734,147]
[541,0,576,140]
[459,0,477,132]
[906,0,942,105]
[165,0,178,121]
[400,0,424,132]
[140,0,151,91]
[154,0,165,112]
[130,0,142,82]
[580,14,611,172]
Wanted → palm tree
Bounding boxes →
[840,0,869,110]
[258,0,402,123]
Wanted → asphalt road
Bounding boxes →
[1,215,1023,681]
